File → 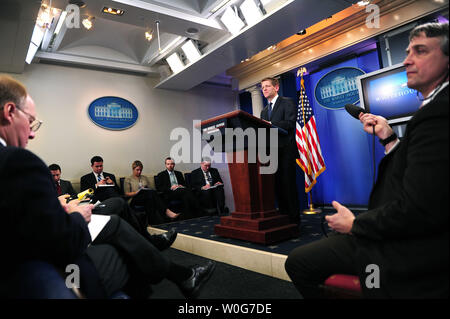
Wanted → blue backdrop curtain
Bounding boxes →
[238,49,385,207]
[297,50,384,206]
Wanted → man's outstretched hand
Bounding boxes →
[325,201,355,234]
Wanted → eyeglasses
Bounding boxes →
[17,107,43,132]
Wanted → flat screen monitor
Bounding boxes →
[357,63,422,124]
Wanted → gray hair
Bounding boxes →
[409,22,449,56]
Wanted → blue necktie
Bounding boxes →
[97,174,102,182]
[267,102,272,120]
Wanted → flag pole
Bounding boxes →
[297,67,321,215]
[303,192,322,215]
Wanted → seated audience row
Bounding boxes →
[49,155,228,225]
[1,74,216,299]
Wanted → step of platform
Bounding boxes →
[231,210,279,219]
[214,223,299,245]
[220,214,290,231]
[148,226,291,282]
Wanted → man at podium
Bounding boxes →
[260,77,300,225]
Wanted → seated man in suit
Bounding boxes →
[49,163,76,197]
[155,157,200,220]
[190,158,227,216]
[51,163,177,251]
[0,74,216,299]
[80,156,121,201]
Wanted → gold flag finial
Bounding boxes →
[297,67,307,77]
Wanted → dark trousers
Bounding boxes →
[196,187,225,215]
[167,188,200,220]
[275,150,300,224]
[86,244,130,298]
[130,190,166,225]
[91,215,171,295]
[93,197,160,242]
[284,233,360,298]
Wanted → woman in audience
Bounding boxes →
[124,160,179,225]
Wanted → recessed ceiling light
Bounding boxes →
[102,6,124,16]
[186,27,199,35]
[69,0,86,8]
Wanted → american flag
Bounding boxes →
[296,76,326,192]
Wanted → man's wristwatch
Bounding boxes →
[379,132,398,146]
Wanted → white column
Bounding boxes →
[247,85,264,117]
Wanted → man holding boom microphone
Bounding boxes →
[285,22,448,298]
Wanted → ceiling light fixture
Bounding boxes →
[102,6,124,15]
[145,30,153,41]
[166,52,185,73]
[210,0,233,14]
[36,1,54,29]
[220,6,245,35]
[181,40,202,63]
[54,10,67,34]
[357,1,371,6]
[186,27,199,36]
[69,0,86,8]
[239,0,264,26]
[156,21,161,52]
[82,17,94,30]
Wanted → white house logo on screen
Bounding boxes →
[315,67,365,110]
[88,96,138,130]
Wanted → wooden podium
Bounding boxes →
[200,110,299,245]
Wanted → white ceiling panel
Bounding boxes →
[1,0,354,87]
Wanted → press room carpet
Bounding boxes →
[149,248,302,299]
[148,208,368,299]
[153,208,353,256]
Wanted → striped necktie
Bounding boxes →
[169,172,177,186]
[206,171,213,185]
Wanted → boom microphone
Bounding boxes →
[345,104,368,119]
[344,104,376,188]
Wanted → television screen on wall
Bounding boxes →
[357,63,422,124]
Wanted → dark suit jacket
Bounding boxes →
[260,96,298,157]
[80,172,121,203]
[155,170,186,194]
[351,87,449,298]
[80,172,118,192]
[0,144,91,274]
[60,179,77,197]
[190,167,223,192]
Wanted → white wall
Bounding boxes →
[11,63,236,210]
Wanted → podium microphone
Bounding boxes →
[344,104,367,119]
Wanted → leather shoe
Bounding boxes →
[177,260,216,299]
[151,228,177,251]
